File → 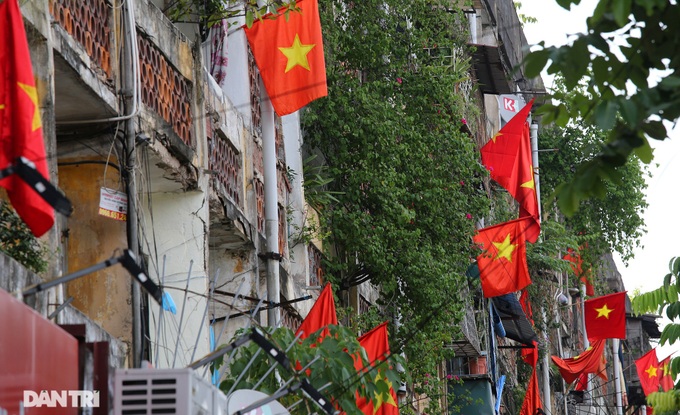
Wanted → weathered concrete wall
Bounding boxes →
[0,253,51,317]
[58,159,133,349]
[143,188,211,368]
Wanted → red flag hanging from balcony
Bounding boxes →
[295,282,337,341]
[355,323,399,415]
[244,0,328,116]
[480,99,540,243]
[473,217,532,298]
[659,356,674,392]
[584,291,627,342]
[551,339,608,384]
[574,348,607,391]
[0,0,54,237]
[636,349,661,397]
[519,368,542,415]
[564,247,595,296]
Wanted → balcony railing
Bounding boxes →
[50,0,112,79]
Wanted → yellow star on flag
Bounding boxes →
[278,34,316,73]
[645,364,658,378]
[371,373,397,414]
[662,361,670,375]
[492,233,516,262]
[574,346,593,360]
[491,131,503,143]
[0,104,5,110]
[520,177,535,189]
[17,82,41,131]
[595,304,614,319]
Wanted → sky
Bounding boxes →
[519,0,680,359]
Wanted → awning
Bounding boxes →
[469,44,513,95]
[491,293,538,346]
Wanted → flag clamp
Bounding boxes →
[0,157,73,216]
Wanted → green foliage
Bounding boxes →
[0,201,48,274]
[302,154,343,212]
[164,0,298,38]
[302,0,488,410]
[647,390,680,415]
[631,256,680,411]
[538,121,649,263]
[523,1,680,215]
[217,325,405,415]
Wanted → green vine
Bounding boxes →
[0,201,48,274]
[301,0,489,410]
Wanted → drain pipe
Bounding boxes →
[122,0,142,368]
[531,122,551,414]
[261,89,280,327]
[613,339,623,415]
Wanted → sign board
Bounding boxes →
[98,187,128,221]
[498,94,527,123]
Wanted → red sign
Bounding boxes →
[503,97,517,112]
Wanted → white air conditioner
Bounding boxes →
[114,368,227,415]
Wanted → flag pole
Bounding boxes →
[532,121,552,415]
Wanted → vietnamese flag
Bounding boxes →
[551,339,608,384]
[355,323,398,415]
[584,291,627,342]
[0,0,55,237]
[574,347,607,391]
[480,99,540,243]
[519,368,542,415]
[636,349,661,397]
[659,356,674,392]
[244,0,328,116]
[473,217,532,298]
[296,282,338,341]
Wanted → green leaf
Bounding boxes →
[642,120,667,140]
[673,256,680,275]
[659,76,680,90]
[619,98,638,125]
[557,182,580,217]
[524,49,551,78]
[593,100,619,130]
[245,10,254,27]
[613,0,632,26]
[633,135,653,163]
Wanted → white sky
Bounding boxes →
[520,0,680,359]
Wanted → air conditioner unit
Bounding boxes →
[114,368,227,415]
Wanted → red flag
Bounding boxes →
[473,217,532,298]
[574,346,608,390]
[244,0,328,116]
[296,283,338,341]
[520,368,542,415]
[584,291,626,341]
[0,0,54,237]
[635,349,661,397]
[659,356,674,392]
[551,339,608,384]
[480,99,540,243]
[564,248,594,296]
[355,323,398,415]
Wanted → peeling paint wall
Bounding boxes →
[58,159,133,350]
